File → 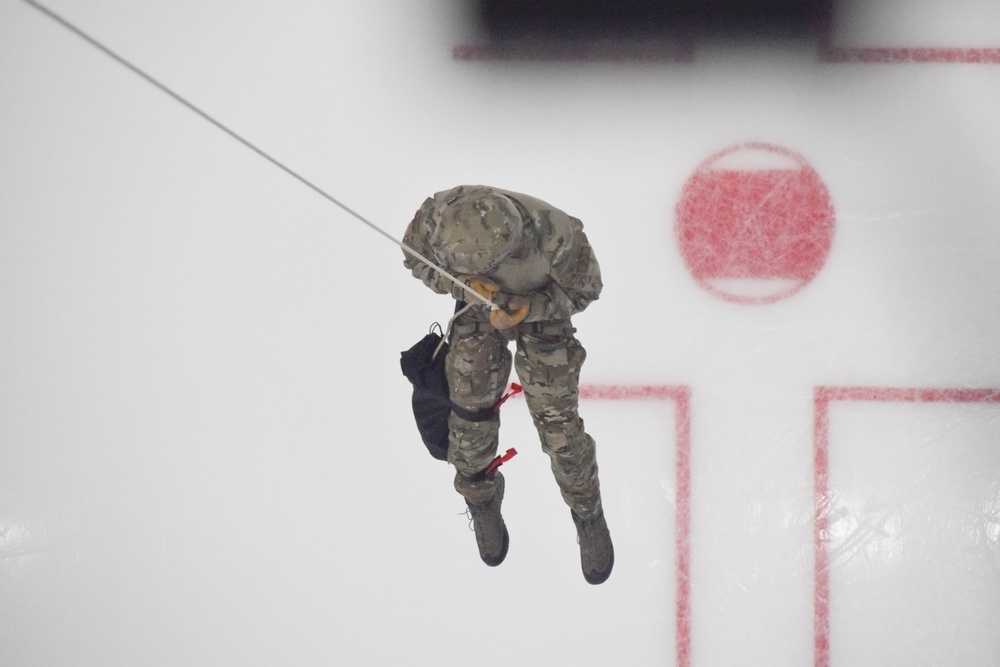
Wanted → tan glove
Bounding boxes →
[490,295,531,330]
[465,278,500,303]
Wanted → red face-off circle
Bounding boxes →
[675,143,835,304]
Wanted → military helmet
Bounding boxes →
[432,188,525,274]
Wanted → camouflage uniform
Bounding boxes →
[403,185,604,520]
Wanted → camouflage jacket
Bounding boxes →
[403,185,602,322]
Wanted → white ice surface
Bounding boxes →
[1,1,999,666]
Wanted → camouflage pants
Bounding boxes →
[446,310,602,519]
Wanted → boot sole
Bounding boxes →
[481,526,509,567]
[583,542,614,584]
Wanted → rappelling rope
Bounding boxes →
[431,301,475,360]
[20,0,496,310]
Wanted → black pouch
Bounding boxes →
[400,308,494,461]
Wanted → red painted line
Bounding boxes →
[820,46,1000,64]
[817,386,1000,403]
[575,384,692,667]
[812,386,1000,667]
[813,388,832,667]
[673,388,693,667]
[456,37,1000,66]
[579,384,688,401]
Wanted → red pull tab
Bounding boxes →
[493,383,523,414]
[485,448,518,478]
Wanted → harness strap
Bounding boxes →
[484,448,518,478]
[522,321,576,336]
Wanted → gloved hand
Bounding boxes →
[490,295,531,329]
[465,278,500,303]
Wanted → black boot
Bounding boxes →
[466,472,509,567]
[572,509,614,585]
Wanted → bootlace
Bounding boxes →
[461,507,476,531]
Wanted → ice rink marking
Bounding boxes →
[812,386,1000,667]
[569,384,693,667]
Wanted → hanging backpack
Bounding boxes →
[399,303,520,463]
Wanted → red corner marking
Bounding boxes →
[812,386,1000,667]
[817,14,1000,64]
[573,384,693,667]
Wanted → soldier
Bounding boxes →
[403,184,613,585]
